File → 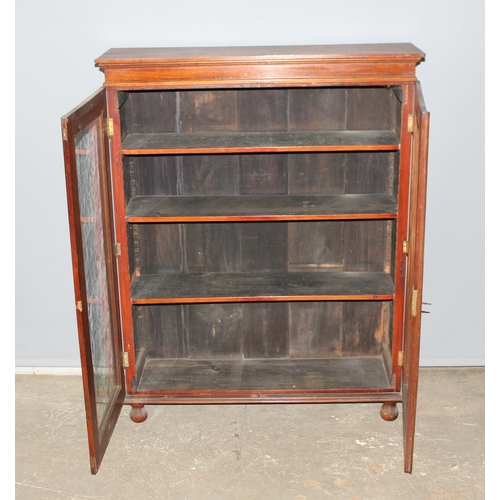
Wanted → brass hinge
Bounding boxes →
[76,300,83,312]
[398,351,404,367]
[403,240,409,254]
[106,118,114,137]
[62,125,68,141]
[408,114,414,133]
[114,242,121,256]
[411,289,419,317]
[122,352,129,368]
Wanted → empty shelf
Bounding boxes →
[126,194,398,222]
[122,130,400,154]
[136,357,392,393]
[130,271,394,304]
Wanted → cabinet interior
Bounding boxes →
[118,86,402,393]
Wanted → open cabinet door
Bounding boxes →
[61,88,125,474]
[402,81,430,473]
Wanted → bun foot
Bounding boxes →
[380,402,399,421]
[130,404,148,423]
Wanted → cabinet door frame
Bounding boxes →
[61,87,125,474]
[402,81,430,473]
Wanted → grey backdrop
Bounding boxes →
[15,0,485,367]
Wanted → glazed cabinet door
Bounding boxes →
[61,88,125,474]
[402,81,430,473]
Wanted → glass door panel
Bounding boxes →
[62,88,124,473]
[75,120,118,431]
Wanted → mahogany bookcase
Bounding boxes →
[61,43,429,474]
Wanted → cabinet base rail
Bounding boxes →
[124,392,402,405]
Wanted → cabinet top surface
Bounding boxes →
[95,43,425,67]
[95,43,425,87]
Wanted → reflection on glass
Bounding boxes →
[75,120,116,431]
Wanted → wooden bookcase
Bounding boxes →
[61,43,429,474]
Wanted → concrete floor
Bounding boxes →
[15,367,484,499]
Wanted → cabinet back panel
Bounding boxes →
[288,302,343,357]
[237,89,289,131]
[287,88,347,130]
[123,152,398,198]
[239,154,289,194]
[119,87,401,135]
[131,220,394,274]
[133,304,185,359]
[132,301,392,361]
[121,91,178,134]
[120,86,401,380]
[345,88,396,131]
[342,220,392,272]
[241,302,289,358]
[179,90,238,132]
[123,156,178,205]
[132,223,183,274]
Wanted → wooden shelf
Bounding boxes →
[130,271,394,304]
[121,130,400,155]
[126,194,398,222]
[136,357,392,393]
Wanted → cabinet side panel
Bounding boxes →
[119,93,132,142]
[122,157,134,205]
[391,152,400,203]
[126,225,138,280]
[382,301,394,369]
[390,88,403,133]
